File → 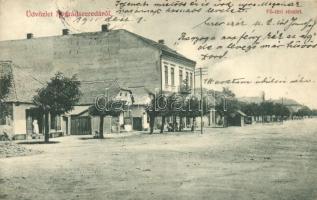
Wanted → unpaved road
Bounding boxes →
[1,119,317,200]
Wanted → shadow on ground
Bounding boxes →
[17,141,60,145]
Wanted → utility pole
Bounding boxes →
[213,90,216,127]
[195,67,208,134]
[223,97,227,128]
[200,68,203,134]
[281,97,284,124]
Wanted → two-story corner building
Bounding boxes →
[161,58,195,93]
[0,25,196,94]
[0,25,196,135]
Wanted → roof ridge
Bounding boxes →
[0,29,122,42]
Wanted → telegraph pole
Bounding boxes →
[223,97,227,128]
[200,68,203,134]
[195,67,207,134]
[282,97,284,124]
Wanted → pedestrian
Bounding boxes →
[33,119,39,134]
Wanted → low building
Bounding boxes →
[227,110,248,127]
[0,61,135,138]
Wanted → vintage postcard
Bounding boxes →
[0,0,316,199]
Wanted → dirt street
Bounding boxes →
[1,119,317,200]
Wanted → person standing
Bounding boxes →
[33,119,39,134]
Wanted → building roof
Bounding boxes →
[0,61,124,105]
[1,61,144,107]
[236,110,247,117]
[0,61,42,103]
[124,30,196,65]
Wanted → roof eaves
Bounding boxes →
[161,50,196,66]
[122,29,196,65]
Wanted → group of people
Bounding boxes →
[165,121,185,132]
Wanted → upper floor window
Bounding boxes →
[0,115,6,125]
[186,72,189,86]
[190,72,193,88]
[164,65,168,85]
[179,69,183,86]
[171,67,175,86]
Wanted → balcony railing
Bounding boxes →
[164,85,192,94]
[179,85,192,94]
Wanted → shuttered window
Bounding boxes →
[164,65,168,85]
[171,67,175,86]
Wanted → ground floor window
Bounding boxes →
[0,116,6,125]
[0,104,12,125]
[51,114,61,130]
[0,109,6,125]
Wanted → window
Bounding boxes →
[186,117,190,126]
[0,115,6,125]
[179,69,183,86]
[0,106,7,125]
[51,114,61,130]
[190,72,193,88]
[186,72,189,86]
[164,65,168,85]
[171,67,175,86]
[50,115,56,129]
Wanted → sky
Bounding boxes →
[0,0,317,108]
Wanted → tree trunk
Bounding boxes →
[160,116,165,133]
[172,115,176,132]
[99,115,104,139]
[191,117,196,131]
[179,117,183,131]
[44,111,49,143]
[149,113,155,134]
[223,114,227,127]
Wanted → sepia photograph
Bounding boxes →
[0,0,317,199]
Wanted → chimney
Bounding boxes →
[158,39,165,44]
[26,33,33,39]
[101,24,109,32]
[62,29,69,35]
